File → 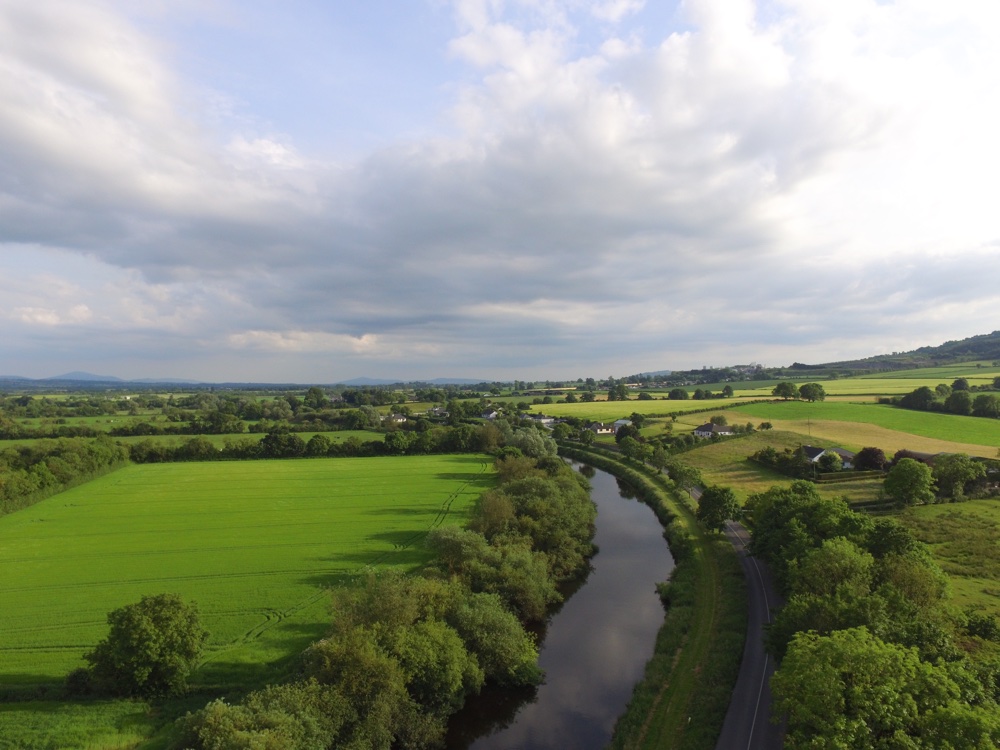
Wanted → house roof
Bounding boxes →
[801,445,826,461]
[694,423,733,434]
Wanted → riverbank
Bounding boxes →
[558,445,747,750]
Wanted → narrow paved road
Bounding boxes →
[714,520,785,750]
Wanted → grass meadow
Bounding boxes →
[0,455,490,691]
[898,501,1000,618]
[678,431,884,505]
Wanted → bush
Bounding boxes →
[83,593,208,698]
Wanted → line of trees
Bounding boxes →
[890,379,1000,418]
[175,453,595,749]
[126,422,557,464]
[0,436,129,516]
[743,481,1000,747]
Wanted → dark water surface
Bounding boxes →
[446,465,675,750]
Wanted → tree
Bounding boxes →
[932,453,986,501]
[722,385,734,398]
[84,594,208,697]
[817,451,842,473]
[650,445,668,473]
[696,485,739,532]
[620,436,650,463]
[306,433,332,457]
[615,424,640,443]
[799,383,826,402]
[900,386,937,411]
[883,458,936,506]
[944,390,973,416]
[853,446,887,472]
[952,377,970,391]
[628,412,647,429]
[972,393,1000,418]
[709,414,728,425]
[667,388,689,400]
[665,458,703,490]
[773,627,963,750]
[772,382,799,400]
[303,386,328,409]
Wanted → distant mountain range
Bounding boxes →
[337,377,489,386]
[0,372,203,386]
[3,331,998,388]
[0,372,491,388]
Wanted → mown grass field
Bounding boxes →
[0,455,490,690]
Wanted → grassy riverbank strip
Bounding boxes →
[559,445,747,750]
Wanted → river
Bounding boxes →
[446,464,676,749]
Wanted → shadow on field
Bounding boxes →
[0,674,67,701]
[435,472,494,489]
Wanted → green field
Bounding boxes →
[0,455,490,690]
[535,399,749,421]
[899,501,1000,619]
[678,431,884,505]
[729,401,1000,455]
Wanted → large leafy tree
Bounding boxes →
[84,594,208,697]
[773,627,968,750]
[883,458,936,506]
[854,447,888,472]
[972,393,1000,418]
[772,382,799,400]
[799,382,826,402]
[696,485,740,532]
[932,453,986,500]
[944,389,973,416]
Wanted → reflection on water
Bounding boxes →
[446,465,675,750]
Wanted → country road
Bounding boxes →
[686,486,785,750]
[714,520,785,750]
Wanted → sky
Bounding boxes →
[2,0,999,383]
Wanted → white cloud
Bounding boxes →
[591,0,645,24]
[2,0,999,380]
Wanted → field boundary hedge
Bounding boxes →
[559,445,747,750]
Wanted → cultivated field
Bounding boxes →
[0,455,490,689]
[729,401,1000,455]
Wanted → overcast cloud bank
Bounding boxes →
[1,0,998,381]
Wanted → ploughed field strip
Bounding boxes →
[0,455,487,685]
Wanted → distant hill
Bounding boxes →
[45,371,123,382]
[818,330,1000,371]
[337,377,402,387]
[336,377,488,386]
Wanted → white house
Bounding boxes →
[802,445,856,469]
[693,423,734,438]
